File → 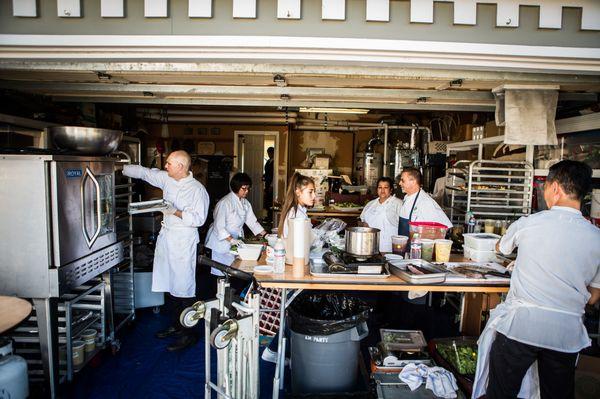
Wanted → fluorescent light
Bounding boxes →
[299,107,369,114]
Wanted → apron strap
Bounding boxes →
[408,189,421,222]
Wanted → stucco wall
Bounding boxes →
[1,0,598,48]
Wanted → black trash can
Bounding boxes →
[288,293,371,394]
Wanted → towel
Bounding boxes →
[399,363,459,398]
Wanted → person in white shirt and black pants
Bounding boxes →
[474,160,600,399]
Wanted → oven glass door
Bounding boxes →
[51,160,116,267]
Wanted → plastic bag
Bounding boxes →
[287,292,371,335]
[312,218,347,251]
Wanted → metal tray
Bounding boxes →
[309,259,390,279]
[128,199,169,215]
[388,259,447,284]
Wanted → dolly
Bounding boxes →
[179,256,261,399]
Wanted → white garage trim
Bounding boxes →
[0,35,599,74]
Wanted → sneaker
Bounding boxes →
[261,347,289,366]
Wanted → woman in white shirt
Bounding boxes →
[205,173,266,275]
[360,177,403,253]
[277,172,316,239]
[262,172,315,364]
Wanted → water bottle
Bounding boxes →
[410,234,422,260]
[273,238,286,274]
[467,213,476,234]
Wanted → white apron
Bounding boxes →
[152,221,199,298]
[363,200,394,253]
[472,299,581,399]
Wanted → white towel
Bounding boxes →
[399,363,459,398]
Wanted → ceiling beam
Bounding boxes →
[49,96,496,112]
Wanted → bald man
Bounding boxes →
[124,150,209,351]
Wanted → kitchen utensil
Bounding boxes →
[128,199,171,214]
[50,126,123,155]
[345,227,380,257]
[236,244,263,261]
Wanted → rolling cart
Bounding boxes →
[180,256,261,399]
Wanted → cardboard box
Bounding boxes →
[484,121,505,138]
[294,169,332,207]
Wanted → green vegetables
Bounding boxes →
[437,342,478,375]
[335,202,362,208]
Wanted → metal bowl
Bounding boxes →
[50,126,123,155]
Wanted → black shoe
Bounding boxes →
[155,326,183,339]
[166,334,198,351]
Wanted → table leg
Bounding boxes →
[460,293,501,336]
[272,288,288,399]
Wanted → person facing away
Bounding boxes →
[473,160,600,399]
[123,150,210,351]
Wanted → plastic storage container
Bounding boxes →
[134,271,165,309]
[463,246,498,262]
[433,337,478,376]
[81,329,97,353]
[463,233,501,251]
[409,222,448,240]
[72,340,85,367]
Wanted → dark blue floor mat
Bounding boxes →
[64,308,278,398]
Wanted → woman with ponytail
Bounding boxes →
[262,172,316,364]
[277,172,316,238]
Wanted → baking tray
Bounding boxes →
[380,329,427,351]
[128,199,170,215]
[309,259,390,279]
[388,259,447,284]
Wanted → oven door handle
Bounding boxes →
[80,167,102,248]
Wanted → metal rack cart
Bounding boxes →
[446,160,534,222]
[112,137,142,332]
[12,280,109,384]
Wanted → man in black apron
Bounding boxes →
[391,168,453,333]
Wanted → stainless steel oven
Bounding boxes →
[0,154,123,298]
[0,152,123,398]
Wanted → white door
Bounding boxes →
[238,134,265,215]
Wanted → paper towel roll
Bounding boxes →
[292,218,306,259]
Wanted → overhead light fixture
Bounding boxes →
[273,74,287,87]
[299,107,369,114]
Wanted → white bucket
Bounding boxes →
[592,189,600,219]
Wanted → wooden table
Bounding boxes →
[0,296,32,334]
[306,207,362,219]
[231,254,509,398]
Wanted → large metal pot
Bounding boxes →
[345,227,380,257]
[50,126,123,155]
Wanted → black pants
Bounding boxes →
[487,333,578,399]
[165,294,198,337]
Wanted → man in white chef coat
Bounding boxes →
[397,167,453,238]
[473,160,600,399]
[124,150,209,351]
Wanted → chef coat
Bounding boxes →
[123,165,209,298]
[360,196,403,252]
[400,190,453,228]
[496,206,600,352]
[205,191,265,275]
[282,205,308,238]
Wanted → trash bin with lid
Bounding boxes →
[287,293,370,394]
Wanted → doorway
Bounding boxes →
[234,131,279,218]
